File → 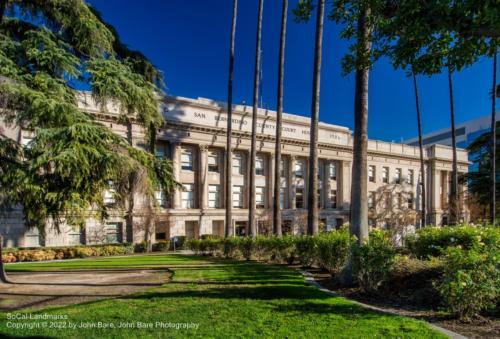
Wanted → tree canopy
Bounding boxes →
[0,0,175,234]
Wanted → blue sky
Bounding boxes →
[88,0,496,142]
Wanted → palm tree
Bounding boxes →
[412,72,426,228]
[447,67,459,226]
[249,0,264,238]
[0,236,10,283]
[225,0,238,237]
[273,0,288,237]
[490,51,497,225]
[306,0,325,236]
[349,6,371,244]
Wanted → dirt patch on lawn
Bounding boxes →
[0,268,170,311]
[307,268,499,339]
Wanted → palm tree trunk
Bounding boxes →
[273,0,288,237]
[249,0,264,238]
[490,51,497,225]
[413,73,426,228]
[349,7,371,244]
[306,0,325,236]
[126,119,134,243]
[0,236,11,283]
[225,0,238,238]
[448,67,459,226]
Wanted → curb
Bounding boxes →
[299,269,467,339]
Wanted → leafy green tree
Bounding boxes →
[0,0,175,280]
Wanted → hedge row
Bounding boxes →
[2,243,135,263]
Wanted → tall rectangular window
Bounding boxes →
[106,222,122,243]
[280,159,285,177]
[330,190,337,209]
[382,167,389,183]
[369,165,376,182]
[233,153,243,175]
[103,180,115,205]
[181,149,193,171]
[233,185,244,208]
[408,169,414,185]
[296,187,304,208]
[208,184,220,208]
[368,191,375,209]
[329,162,337,180]
[256,186,265,208]
[407,193,414,209]
[395,168,402,184]
[208,151,219,173]
[181,183,195,208]
[256,155,265,176]
[155,189,167,208]
[295,160,304,178]
[68,227,83,246]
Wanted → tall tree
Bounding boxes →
[273,0,288,236]
[225,0,238,238]
[448,67,459,225]
[249,0,264,238]
[0,0,175,281]
[412,73,426,228]
[490,51,497,225]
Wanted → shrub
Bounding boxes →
[134,241,148,253]
[275,235,297,264]
[315,230,352,274]
[152,241,170,252]
[239,237,254,260]
[353,230,396,293]
[171,236,187,250]
[295,236,316,267]
[223,237,240,258]
[435,246,499,320]
[406,225,499,259]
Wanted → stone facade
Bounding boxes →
[0,93,469,247]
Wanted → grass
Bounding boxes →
[0,254,445,338]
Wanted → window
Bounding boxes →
[181,149,193,171]
[408,169,414,185]
[68,229,82,246]
[233,185,244,208]
[280,187,286,209]
[208,151,219,172]
[106,222,122,243]
[382,167,389,183]
[181,184,195,208]
[256,155,265,176]
[368,191,375,209]
[155,189,167,208]
[156,232,167,240]
[317,189,322,208]
[156,142,168,159]
[103,180,116,205]
[369,165,376,182]
[295,160,304,178]
[330,190,337,209]
[280,159,286,177]
[233,153,243,175]
[395,168,402,184]
[296,187,304,208]
[208,185,220,208]
[256,186,265,208]
[407,193,414,209]
[329,162,337,180]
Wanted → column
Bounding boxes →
[198,145,209,210]
[171,143,181,209]
[339,160,351,210]
[268,153,275,211]
[288,155,296,209]
[324,161,331,208]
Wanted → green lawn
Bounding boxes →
[0,254,445,338]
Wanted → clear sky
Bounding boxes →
[87,0,497,142]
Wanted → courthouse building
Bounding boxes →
[0,93,469,247]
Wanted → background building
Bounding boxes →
[0,93,469,247]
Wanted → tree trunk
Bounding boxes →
[349,7,371,244]
[249,0,264,238]
[413,73,426,228]
[447,68,459,226]
[0,236,11,284]
[490,50,497,225]
[306,0,325,236]
[126,119,135,243]
[273,0,288,237]
[225,0,238,238]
